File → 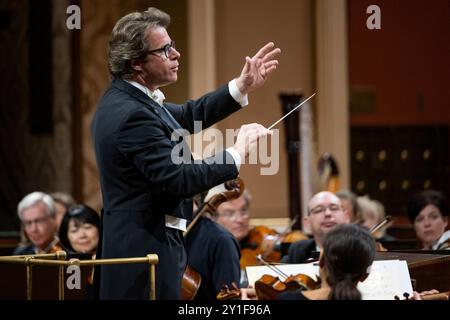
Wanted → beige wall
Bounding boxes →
[81,0,319,221]
[214,0,314,219]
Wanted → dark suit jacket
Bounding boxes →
[185,217,241,300]
[91,79,241,299]
[280,239,317,264]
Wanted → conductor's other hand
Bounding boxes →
[236,42,281,95]
[233,123,272,161]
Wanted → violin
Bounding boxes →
[181,177,245,300]
[216,272,320,300]
[216,282,241,300]
[252,254,320,300]
[255,273,320,300]
[240,216,308,269]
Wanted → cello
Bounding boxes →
[181,177,245,300]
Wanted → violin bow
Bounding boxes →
[369,215,392,234]
[256,254,289,280]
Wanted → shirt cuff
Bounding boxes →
[165,215,187,232]
[226,147,241,171]
[228,79,248,107]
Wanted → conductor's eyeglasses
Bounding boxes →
[147,41,176,59]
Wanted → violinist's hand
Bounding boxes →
[233,123,273,161]
[235,42,281,95]
[411,289,440,300]
[240,287,258,300]
[412,291,422,300]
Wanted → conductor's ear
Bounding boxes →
[130,59,143,72]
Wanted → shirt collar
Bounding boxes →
[125,80,165,106]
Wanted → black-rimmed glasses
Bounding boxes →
[147,41,176,58]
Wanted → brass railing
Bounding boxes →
[0,251,159,300]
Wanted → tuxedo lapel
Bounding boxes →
[112,79,182,131]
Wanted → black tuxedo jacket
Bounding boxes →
[185,217,241,300]
[280,239,317,264]
[91,79,240,299]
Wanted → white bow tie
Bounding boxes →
[149,89,165,106]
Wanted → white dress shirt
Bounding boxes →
[125,80,247,231]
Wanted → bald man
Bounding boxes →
[281,191,350,263]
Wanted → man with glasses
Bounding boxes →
[281,191,350,263]
[213,191,252,244]
[14,192,61,255]
[91,7,280,300]
[184,192,242,300]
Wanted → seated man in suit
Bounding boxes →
[281,191,350,263]
[185,195,241,300]
[14,192,62,255]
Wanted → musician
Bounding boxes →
[357,195,395,242]
[58,204,100,256]
[14,191,62,255]
[407,189,450,250]
[51,191,75,231]
[213,191,251,244]
[185,199,241,300]
[58,204,100,300]
[279,224,376,300]
[90,7,279,299]
[207,189,252,286]
[281,191,350,263]
[336,189,361,223]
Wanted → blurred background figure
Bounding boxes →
[51,192,76,231]
[58,204,100,300]
[336,189,361,223]
[357,195,395,242]
[407,190,450,250]
[185,191,241,300]
[211,190,252,288]
[14,192,61,255]
[213,191,251,244]
[58,204,100,256]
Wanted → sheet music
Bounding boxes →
[357,260,413,300]
[245,259,413,300]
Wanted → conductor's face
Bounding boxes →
[140,27,180,91]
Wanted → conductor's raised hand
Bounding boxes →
[235,42,281,95]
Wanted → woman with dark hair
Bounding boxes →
[59,204,100,255]
[277,224,376,300]
[407,190,450,250]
